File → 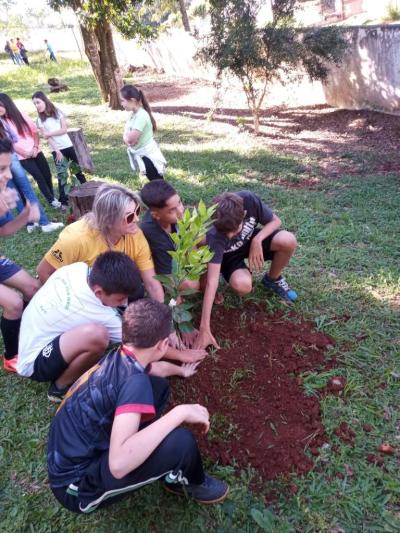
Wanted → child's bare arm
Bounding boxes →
[165,345,207,363]
[123,129,141,146]
[194,262,221,350]
[150,361,201,378]
[248,214,282,272]
[42,133,64,162]
[0,201,40,236]
[109,404,209,478]
[42,116,68,138]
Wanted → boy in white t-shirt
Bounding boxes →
[32,91,86,206]
[18,251,199,402]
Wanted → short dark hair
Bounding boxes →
[212,192,245,234]
[88,251,142,295]
[140,180,176,209]
[122,299,173,348]
[0,138,13,155]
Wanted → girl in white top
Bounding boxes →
[32,91,86,206]
[120,85,166,181]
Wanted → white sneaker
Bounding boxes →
[41,222,64,233]
[51,199,62,208]
[27,223,39,234]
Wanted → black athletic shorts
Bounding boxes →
[31,335,68,382]
[220,228,282,282]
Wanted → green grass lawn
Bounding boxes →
[0,56,399,533]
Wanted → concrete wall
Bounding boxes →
[324,25,400,112]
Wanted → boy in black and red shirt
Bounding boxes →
[195,190,298,350]
[48,299,228,513]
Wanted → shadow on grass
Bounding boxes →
[88,138,306,199]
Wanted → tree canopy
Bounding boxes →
[199,0,348,132]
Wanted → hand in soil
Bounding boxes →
[181,328,199,348]
[177,404,210,433]
[177,348,207,363]
[169,331,181,349]
[193,328,221,350]
[180,362,202,378]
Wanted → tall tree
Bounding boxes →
[49,0,156,109]
[177,0,191,32]
[199,0,348,132]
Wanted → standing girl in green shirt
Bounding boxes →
[120,85,166,181]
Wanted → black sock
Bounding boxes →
[1,316,21,360]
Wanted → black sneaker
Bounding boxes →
[163,473,229,504]
[47,382,69,403]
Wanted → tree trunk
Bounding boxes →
[79,23,108,103]
[178,0,191,32]
[69,180,105,220]
[78,20,123,109]
[253,109,260,134]
[68,128,95,173]
[95,23,123,109]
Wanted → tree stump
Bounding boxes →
[67,128,95,173]
[47,77,69,92]
[68,180,105,221]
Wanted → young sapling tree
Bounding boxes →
[155,200,215,340]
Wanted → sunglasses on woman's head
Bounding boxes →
[125,205,141,224]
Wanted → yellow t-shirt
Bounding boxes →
[44,219,154,272]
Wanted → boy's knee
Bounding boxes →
[286,232,298,251]
[3,294,24,319]
[230,278,252,296]
[82,324,109,351]
[274,231,297,252]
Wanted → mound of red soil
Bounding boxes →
[171,304,335,482]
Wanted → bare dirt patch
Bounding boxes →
[132,73,400,182]
[171,304,335,483]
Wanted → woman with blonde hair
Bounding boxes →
[37,182,162,300]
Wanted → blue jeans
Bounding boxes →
[0,154,49,227]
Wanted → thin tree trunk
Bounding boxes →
[253,110,260,134]
[95,23,123,109]
[79,24,108,103]
[78,20,122,109]
[178,0,191,32]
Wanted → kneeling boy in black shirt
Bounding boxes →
[195,191,298,350]
[48,299,228,513]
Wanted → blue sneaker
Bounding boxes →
[262,274,298,302]
[163,473,229,504]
